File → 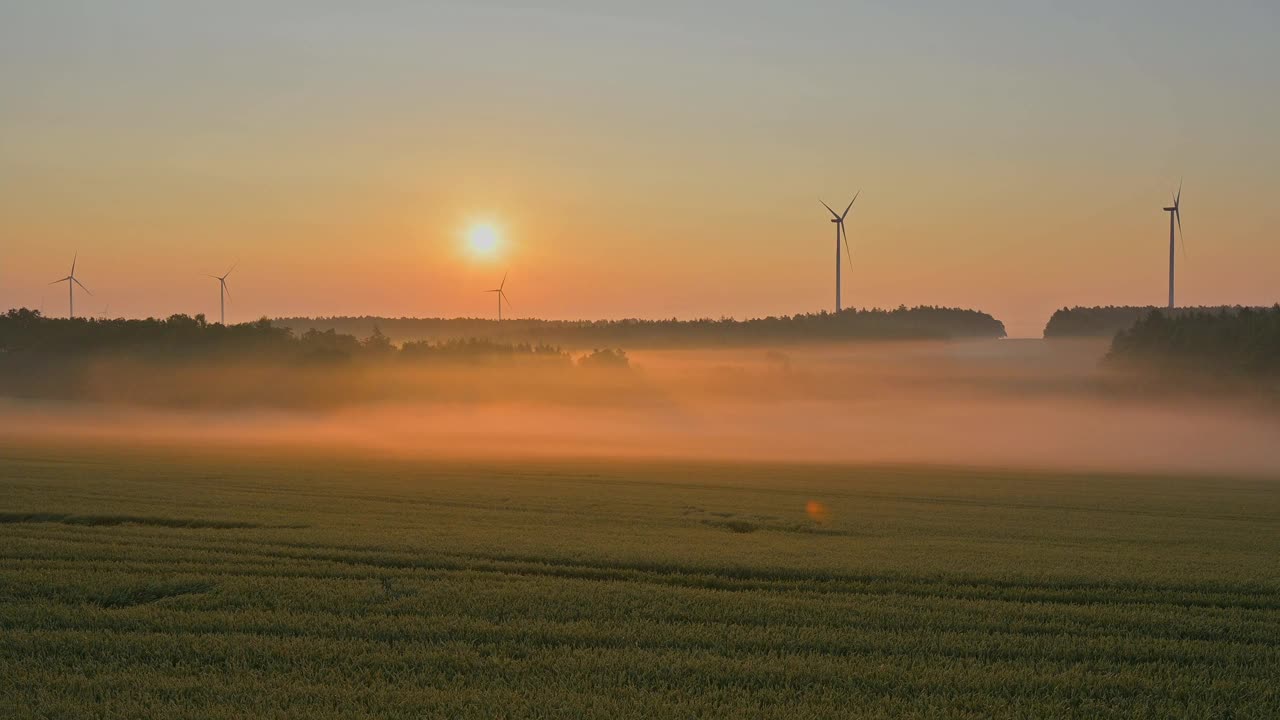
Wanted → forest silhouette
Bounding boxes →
[1043,305,1270,339]
[276,306,1007,348]
[1107,306,1280,377]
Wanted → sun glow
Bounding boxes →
[466,222,501,258]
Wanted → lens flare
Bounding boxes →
[805,500,830,526]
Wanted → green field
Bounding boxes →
[2,443,1278,718]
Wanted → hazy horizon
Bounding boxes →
[4,2,1279,338]
[4,339,1278,476]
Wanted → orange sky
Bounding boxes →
[2,3,1277,337]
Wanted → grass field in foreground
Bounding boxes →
[1,443,1278,718]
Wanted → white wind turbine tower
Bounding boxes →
[1162,181,1185,310]
[209,263,236,325]
[485,272,512,322]
[821,193,859,313]
[49,253,91,318]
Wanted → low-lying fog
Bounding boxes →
[3,339,1277,476]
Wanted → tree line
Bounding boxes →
[275,306,1008,348]
[1106,306,1280,377]
[1043,306,1265,339]
[0,309,602,366]
[0,309,638,407]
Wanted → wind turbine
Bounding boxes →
[1162,181,1185,310]
[49,253,91,319]
[485,272,512,322]
[209,263,236,325]
[821,192,859,313]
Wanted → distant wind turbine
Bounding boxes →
[209,263,236,325]
[485,272,512,322]
[49,253,91,319]
[821,193,859,313]
[1162,181,1185,310]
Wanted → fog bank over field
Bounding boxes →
[3,339,1277,476]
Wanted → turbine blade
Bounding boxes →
[224,262,238,279]
[820,200,839,219]
[1175,178,1182,209]
[49,277,69,285]
[222,279,232,300]
[1176,208,1186,258]
[501,291,513,310]
[841,223,854,275]
[841,191,860,220]
[70,252,77,276]
[500,271,508,291]
[73,278,92,295]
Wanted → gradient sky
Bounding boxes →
[2,1,1277,336]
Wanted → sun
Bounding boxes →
[466,222,501,257]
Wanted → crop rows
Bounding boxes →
[1,445,1277,718]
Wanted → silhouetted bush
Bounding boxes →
[577,348,629,369]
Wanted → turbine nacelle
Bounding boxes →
[1168,180,1183,221]
[821,192,860,314]
[50,252,91,318]
[820,192,859,223]
[1162,179,1186,310]
[209,262,236,324]
[1164,179,1185,255]
[486,272,513,320]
